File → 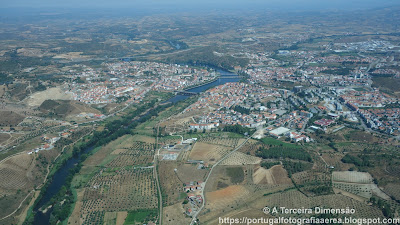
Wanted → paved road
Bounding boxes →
[154,124,163,225]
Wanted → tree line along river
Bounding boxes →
[30,69,239,225]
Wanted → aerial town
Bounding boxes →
[0,3,400,225]
[56,44,400,139]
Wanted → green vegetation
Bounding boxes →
[0,50,52,74]
[0,72,12,84]
[384,102,400,109]
[226,167,244,184]
[282,160,313,176]
[256,140,312,162]
[73,77,85,83]
[260,161,280,169]
[261,137,302,149]
[23,159,84,225]
[163,46,248,70]
[124,209,157,225]
[179,192,188,201]
[370,197,394,218]
[165,39,189,50]
[372,77,400,94]
[233,105,250,115]
[223,124,253,135]
[25,97,173,224]
[263,186,297,196]
[353,87,368,91]
[321,67,351,76]
[341,154,372,169]
[116,95,130,103]
[307,185,333,195]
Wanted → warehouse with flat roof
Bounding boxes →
[269,127,290,136]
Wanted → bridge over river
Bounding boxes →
[173,90,199,96]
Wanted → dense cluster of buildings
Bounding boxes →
[332,40,395,52]
[358,108,400,135]
[65,61,217,104]
[244,49,378,88]
[185,83,281,128]
[61,42,399,139]
[273,110,312,130]
[340,89,396,108]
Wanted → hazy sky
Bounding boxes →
[1,0,399,10]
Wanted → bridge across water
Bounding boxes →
[174,90,199,96]
[219,75,242,79]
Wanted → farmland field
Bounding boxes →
[189,142,232,164]
[0,146,61,224]
[332,171,390,200]
[163,203,191,225]
[383,183,400,200]
[220,151,261,166]
[201,186,386,225]
[253,165,292,185]
[205,185,250,212]
[0,133,11,144]
[158,161,185,206]
[77,167,158,224]
[69,133,159,225]
[175,164,208,183]
[0,111,25,126]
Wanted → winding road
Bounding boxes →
[190,133,255,225]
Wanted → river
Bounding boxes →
[32,69,239,224]
[32,146,94,225]
[168,69,240,103]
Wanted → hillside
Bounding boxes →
[39,100,101,118]
[0,111,25,127]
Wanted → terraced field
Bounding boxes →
[332,171,390,200]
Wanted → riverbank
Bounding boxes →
[182,77,219,91]
[168,69,240,103]
[25,96,171,224]
[24,69,240,225]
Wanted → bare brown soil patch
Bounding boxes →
[163,203,191,225]
[346,131,376,143]
[116,211,128,225]
[0,154,36,191]
[205,185,250,212]
[175,164,207,183]
[189,142,231,164]
[220,151,261,166]
[0,111,25,126]
[271,165,292,184]
[252,165,291,185]
[67,190,85,225]
[252,166,275,185]
[39,99,100,119]
[0,152,52,222]
[159,161,184,205]
[131,135,155,144]
[206,185,247,203]
[0,133,11,144]
[26,87,72,107]
[84,135,132,166]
